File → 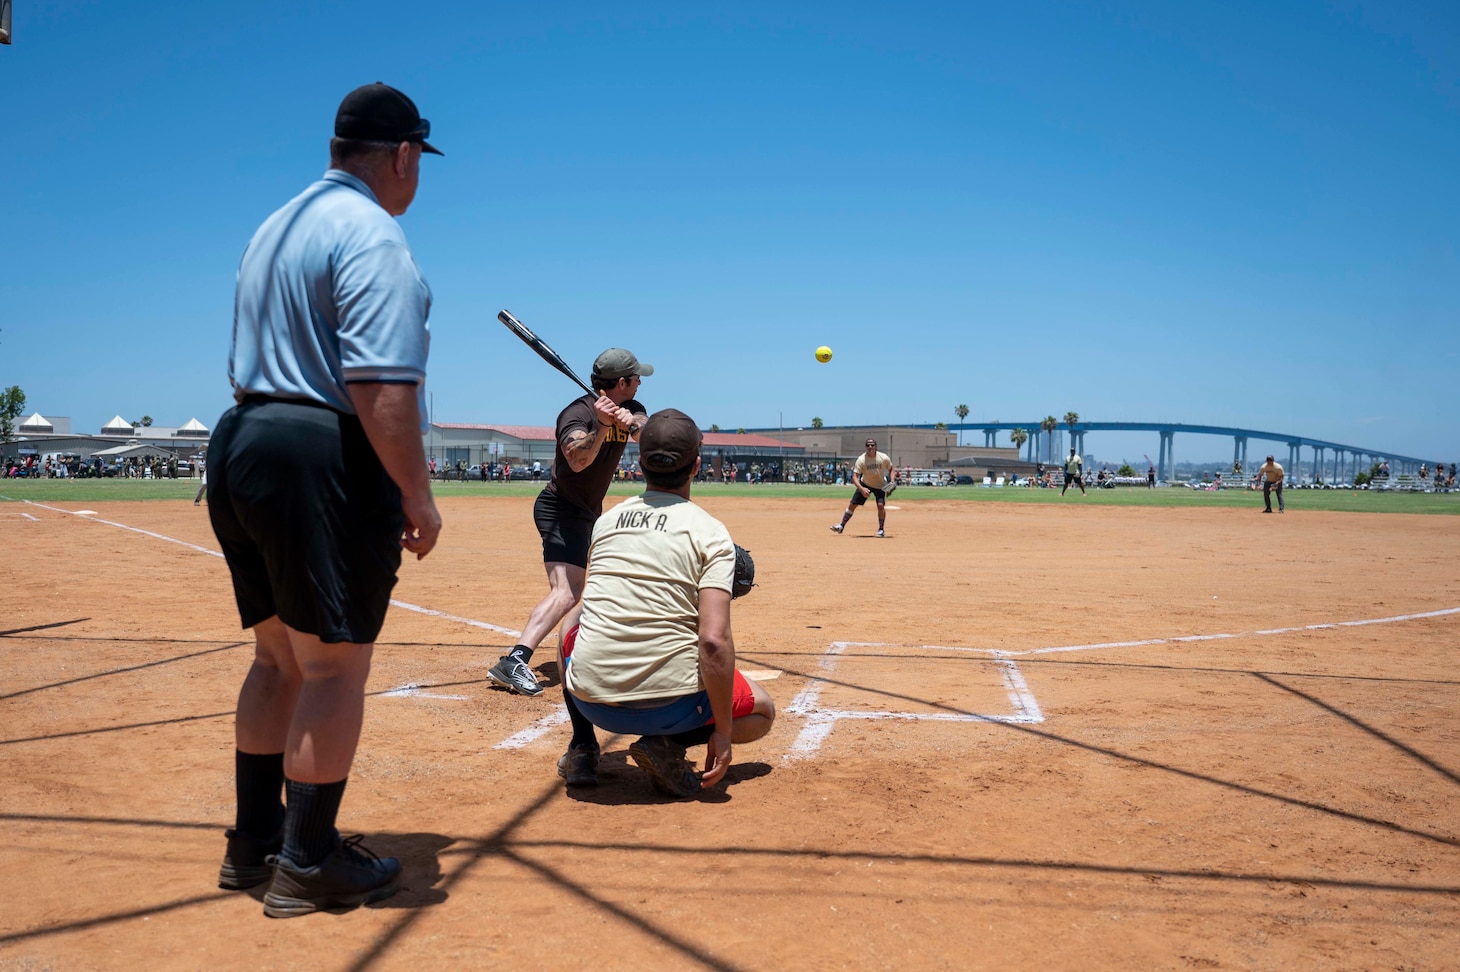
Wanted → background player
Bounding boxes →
[831,438,896,537]
[1257,454,1285,513]
[1061,447,1086,496]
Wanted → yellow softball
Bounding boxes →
[815,345,833,363]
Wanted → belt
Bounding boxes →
[239,393,342,413]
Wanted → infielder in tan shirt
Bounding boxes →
[831,438,897,537]
[1257,455,1285,513]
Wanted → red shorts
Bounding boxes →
[562,624,756,722]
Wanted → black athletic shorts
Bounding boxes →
[849,486,886,507]
[207,398,404,644]
[534,487,596,568]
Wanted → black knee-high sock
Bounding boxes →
[234,750,284,838]
[669,723,715,748]
[564,687,599,749]
[281,778,348,868]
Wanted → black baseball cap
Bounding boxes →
[592,348,654,383]
[639,408,701,473]
[335,83,443,156]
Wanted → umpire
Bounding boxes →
[209,82,442,918]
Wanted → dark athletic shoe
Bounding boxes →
[262,835,401,919]
[487,654,544,697]
[218,827,283,890]
[628,736,701,798]
[557,742,601,786]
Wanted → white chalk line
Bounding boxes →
[1004,606,1460,657]
[385,600,519,637]
[21,512,40,521]
[382,684,470,701]
[23,501,521,638]
[24,501,544,737]
[784,643,1047,760]
[782,603,1459,760]
[492,708,571,750]
[27,501,228,558]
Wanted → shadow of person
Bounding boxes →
[369,832,454,908]
[566,751,774,806]
[535,660,562,688]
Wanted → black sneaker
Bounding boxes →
[487,654,544,697]
[218,827,283,890]
[262,835,402,918]
[628,736,701,798]
[557,742,600,786]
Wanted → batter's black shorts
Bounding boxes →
[207,398,404,644]
[849,486,887,507]
[534,487,597,568]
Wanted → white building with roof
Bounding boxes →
[4,412,210,460]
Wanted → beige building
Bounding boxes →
[758,425,1032,478]
[425,423,805,472]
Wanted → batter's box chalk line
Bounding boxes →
[783,642,1045,761]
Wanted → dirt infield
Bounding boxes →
[2,495,1458,970]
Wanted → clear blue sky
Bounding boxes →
[3,1,1457,463]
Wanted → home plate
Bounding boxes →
[744,669,781,681]
[75,510,98,515]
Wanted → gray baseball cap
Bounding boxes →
[592,348,653,383]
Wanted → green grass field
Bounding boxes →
[3,477,1456,514]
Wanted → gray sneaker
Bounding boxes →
[628,736,701,798]
[262,835,401,918]
[487,654,544,697]
[830,523,843,534]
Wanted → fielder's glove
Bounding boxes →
[732,544,756,598]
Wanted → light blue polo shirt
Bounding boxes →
[229,170,431,428]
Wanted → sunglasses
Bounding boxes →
[406,118,431,141]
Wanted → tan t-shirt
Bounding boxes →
[565,491,736,703]
[1259,461,1284,484]
[854,451,893,489]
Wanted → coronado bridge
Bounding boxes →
[904,421,1433,483]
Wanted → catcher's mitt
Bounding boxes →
[731,544,756,598]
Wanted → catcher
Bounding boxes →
[558,408,774,797]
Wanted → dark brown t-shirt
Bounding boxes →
[547,393,644,516]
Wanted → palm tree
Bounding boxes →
[1063,410,1079,458]
[954,403,969,445]
[1010,427,1028,459]
[811,417,823,428]
[1040,415,1058,462]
